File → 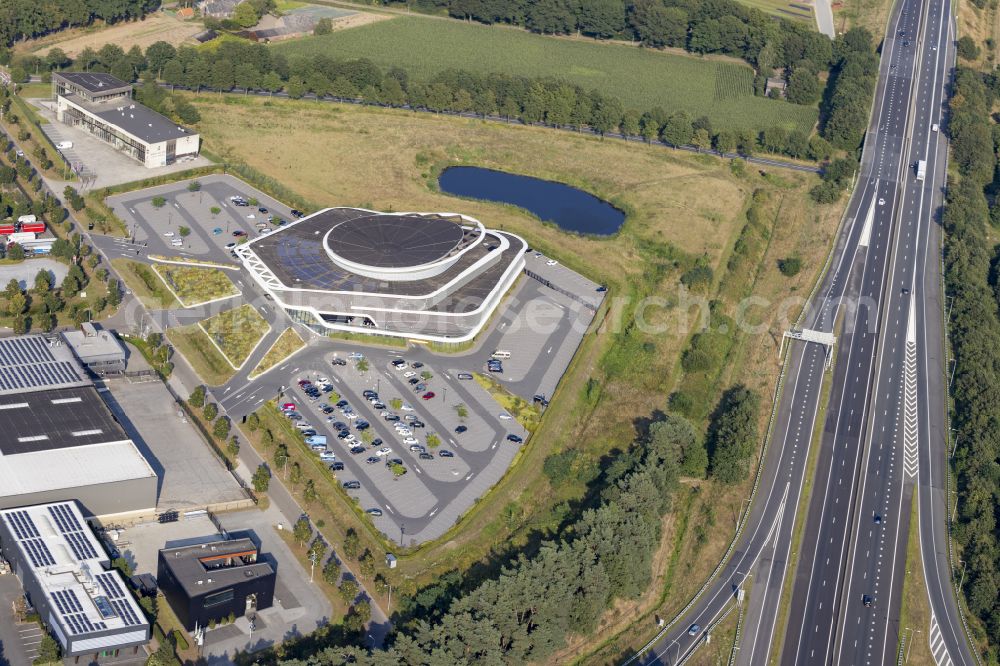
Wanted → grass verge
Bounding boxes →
[473,372,541,431]
[250,327,306,378]
[112,258,180,309]
[897,493,933,665]
[167,325,236,386]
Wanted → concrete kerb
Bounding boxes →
[150,263,240,309]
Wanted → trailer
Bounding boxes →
[916,160,927,181]
[16,214,36,225]
[20,222,46,234]
[0,225,16,236]
[8,232,35,244]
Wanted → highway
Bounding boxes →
[630,0,975,660]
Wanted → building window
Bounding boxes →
[203,588,235,608]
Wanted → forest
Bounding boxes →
[0,0,160,48]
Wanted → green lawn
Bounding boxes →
[152,264,239,307]
[167,325,235,386]
[200,303,270,368]
[273,17,818,134]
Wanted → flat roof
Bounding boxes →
[62,326,126,363]
[54,71,132,96]
[61,93,194,144]
[327,214,466,268]
[0,335,90,396]
[0,502,148,639]
[0,386,127,455]
[160,538,274,597]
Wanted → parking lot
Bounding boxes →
[97,174,301,266]
[279,348,528,545]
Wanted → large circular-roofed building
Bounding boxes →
[236,208,526,342]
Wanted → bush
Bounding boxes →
[778,256,802,277]
[957,35,980,61]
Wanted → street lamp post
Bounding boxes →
[958,558,967,591]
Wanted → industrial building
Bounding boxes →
[0,335,157,517]
[52,72,200,168]
[62,323,127,375]
[0,501,150,661]
[235,208,526,342]
[157,538,275,631]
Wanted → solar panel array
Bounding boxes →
[97,576,142,627]
[52,589,105,634]
[47,505,99,561]
[3,510,57,567]
[7,509,40,538]
[0,336,83,393]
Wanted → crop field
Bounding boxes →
[274,17,817,134]
[199,304,270,368]
[152,265,238,307]
[21,13,202,58]
[739,0,815,21]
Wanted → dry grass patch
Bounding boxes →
[22,13,202,58]
[111,259,180,309]
[836,0,894,38]
[250,327,306,379]
[957,0,998,70]
[167,325,235,386]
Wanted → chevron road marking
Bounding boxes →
[929,613,954,666]
[859,197,877,248]
[903,297,919,478]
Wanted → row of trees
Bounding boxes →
[943,66,1000,660]
[0,0,160,49]
[820,27,879,152]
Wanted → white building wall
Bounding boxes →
[176,134,200,157]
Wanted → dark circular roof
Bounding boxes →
[327,214,465,269]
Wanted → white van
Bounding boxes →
[491,350,512,359]
[931,123,939,132]
[56,141,73,150]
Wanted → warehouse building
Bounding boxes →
[0,335,157,517]
[235,208,526,342]
[0,501,150,661]
[52,72,200,168]
[157,538,275,631]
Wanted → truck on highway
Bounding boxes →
[916,160,927,181]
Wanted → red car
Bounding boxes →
[281,402,296,411]
[422,392,435,400]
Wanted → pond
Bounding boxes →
[437,166,625,236]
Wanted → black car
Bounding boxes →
[363,390,378,398]
[301,429,317,437]
[356,421,370,431]
[329,461,345,471]
[455,425,468,433]
[372,438,383,447]
[336,400,349,408]
[291,209,304,218]
[331,421,347,430]
[350,445,366,455]
[383,414,400,422]
[439,450,454,458]
[410,420,425,428]
[408,377,419,385]
[343,480,361,489]
[366,456,381,465]
[411,361,424,368]
[391,359,407,368]
[322,385,334,393]
[388,457,403,466]
[258,206,268,213]
[321,405,334,414]
[373,402,386,410]
[331,358,347,366]
[506,434,524,444]
[337,430,350,440]
[862,595,873,607]
[419,452,434,460]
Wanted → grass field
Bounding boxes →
[112,259,180,309]
[250,327,306,378]
[739,0,814,20]
[152,264,239,307]
[273,17,817,134]
[200,304,270,369]
[18,13,202,58]
[190,95,844,649]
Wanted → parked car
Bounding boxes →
[331,358,347,366]
[410,420,425,428]
[438,450,454,458]
[212,227,223,235]
[343,480,361,489]
[350,445,366,455]
[391,359,407,368]
[411,361,424,368]
[457,373,473,380]
[403,371,417,379]
[384,414,400,422]
[291,209,304,218]
[319,452,336,462]
[506,434,523,444]
[402,437,418,446]
[419,452,434,460]
[258,207,268,214]
[366,456,381,465]
[232,230,246,237]
[329,461,345,471]
[225,242,237,248]
[282,402,296,410]
[409,444,425,453]
[371,438,383,448]
[455,425,468,434]
[366,508,383,517]
[422,392,435,400]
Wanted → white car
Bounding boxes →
[403,371,417,378]
[246,214,255,219]
[397,429,413,438]
[163,232,175,237]
[295,422,314,430]
[400,404,415,412]
[402,437,418,445]
[499,413,513,420]
[317,377,329,384]
[377,446,392,456]
[171,240,183,246]
[546,259,558,266]
[343,434,356,443]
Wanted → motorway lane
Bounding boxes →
[780,0,928,661]
[836,0,968,662]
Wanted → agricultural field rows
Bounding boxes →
[274,17,818,134]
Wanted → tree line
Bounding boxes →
[0,0,160,50]
[14,34,869,167]
[943,65,1000,661]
